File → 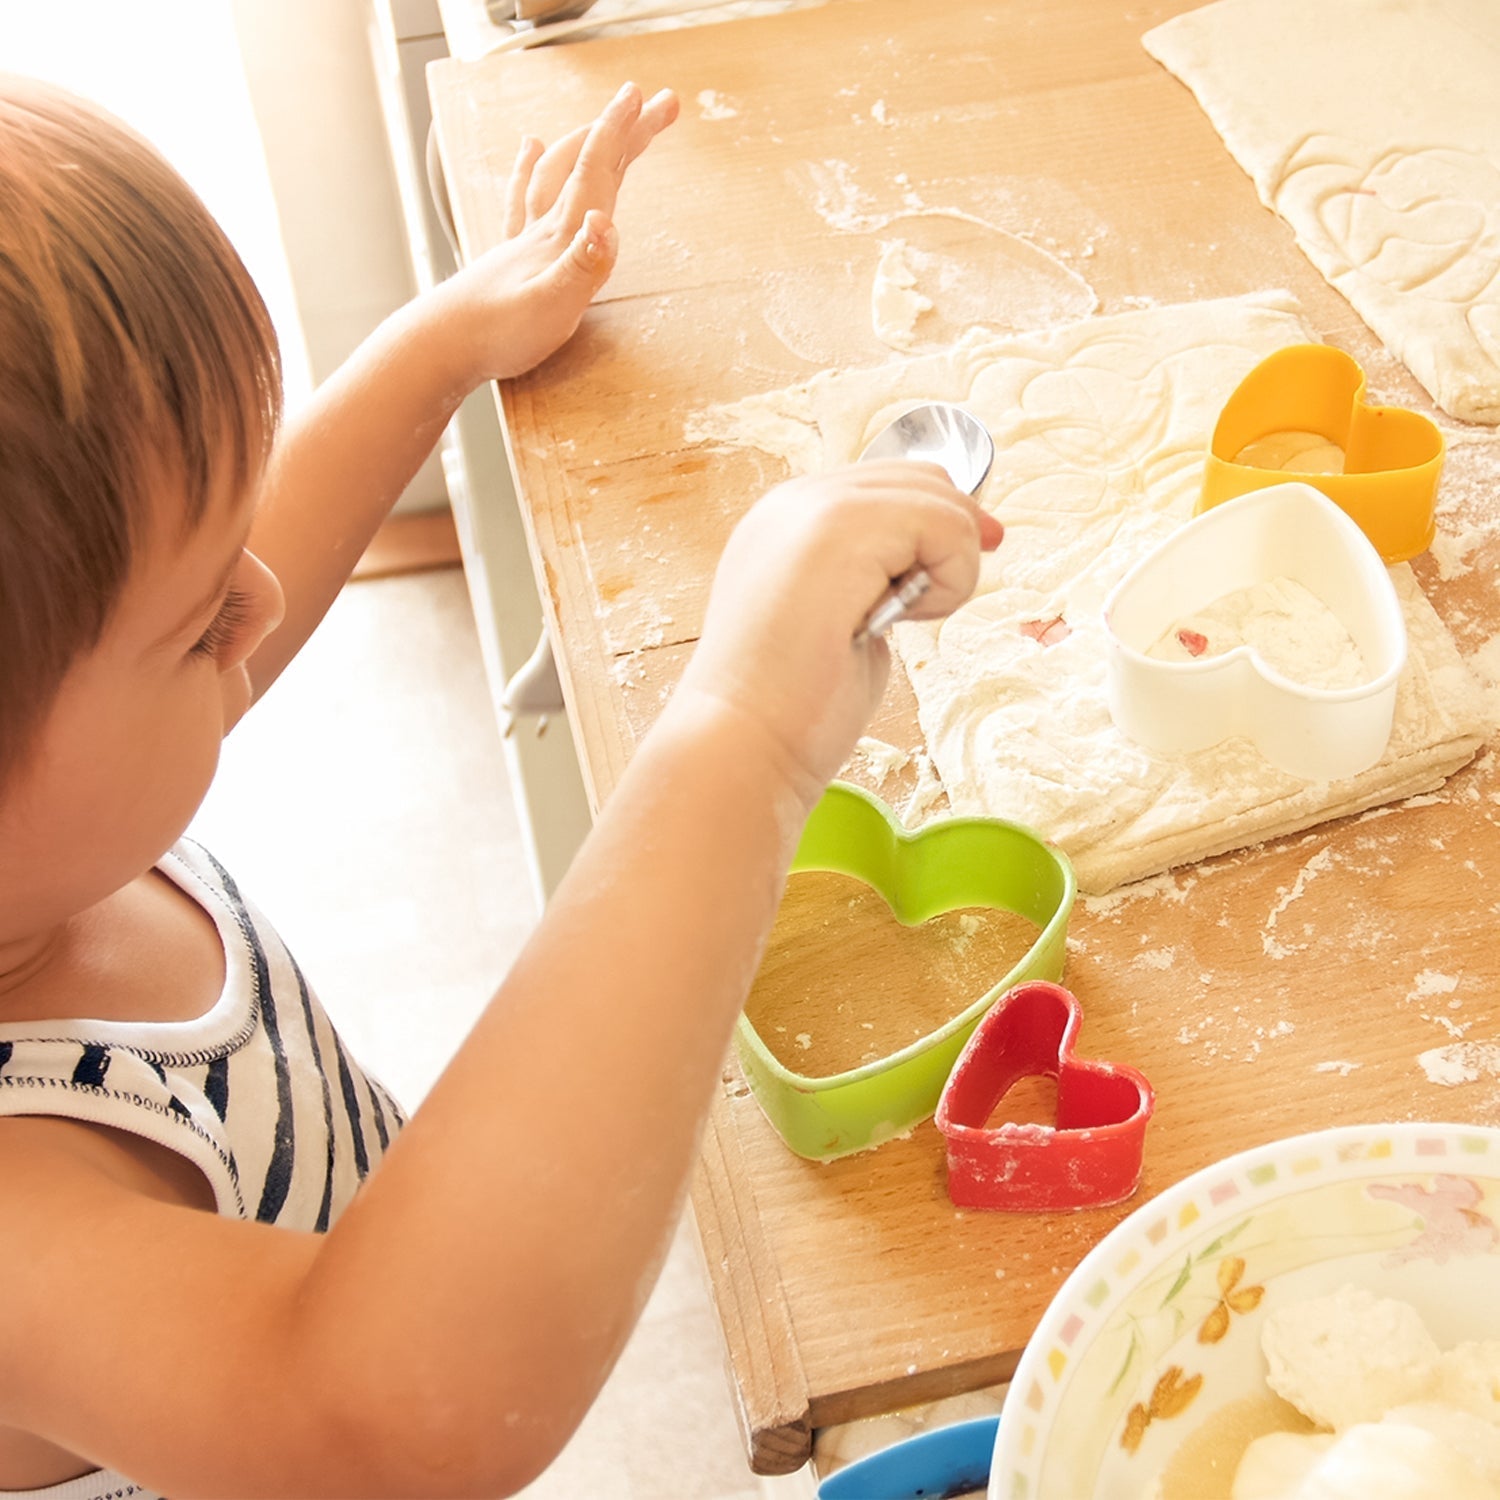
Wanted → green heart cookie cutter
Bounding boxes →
[735,781,1076,1161]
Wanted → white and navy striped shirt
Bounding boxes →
[0,839,406,1499]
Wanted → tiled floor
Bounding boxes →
[192,567,763,1500]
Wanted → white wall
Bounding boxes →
[0,0,447,511]
[0,0,313,407]
[231,0,448,511]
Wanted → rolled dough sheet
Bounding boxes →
[1143,0,1500,425]
[687,293,1491,893]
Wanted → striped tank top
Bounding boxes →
[0,839,405,1498]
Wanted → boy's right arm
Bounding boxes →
[0,463,998,1498]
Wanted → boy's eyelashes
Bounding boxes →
[188,587,253,660]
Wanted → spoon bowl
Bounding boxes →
[858,402,995,494]
[854,403,995,640]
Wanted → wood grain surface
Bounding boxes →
[429,0,1500,1471]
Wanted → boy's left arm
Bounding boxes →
[243,81,678,700]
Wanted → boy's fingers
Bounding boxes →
[557,81,646,226]
[521,85,676,241]
[504,136,545,238]
[525,123,591,221]
[828,467,996,618]
[622,88,679,166]
[845,458,1001,549]
[549,210,619,295]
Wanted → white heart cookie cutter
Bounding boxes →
[1103,482,1407,783]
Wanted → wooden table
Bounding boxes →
[428,0,1500,1474]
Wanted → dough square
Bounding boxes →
[688,293,1491,893]
[1143,0,1500,425]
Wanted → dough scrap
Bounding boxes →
[1261,1284,1440,1430]
[1143,0,1500,425]
[687,293,1490,893]
[1233,1422,1496,1499]
[1226,1286,1500,1498]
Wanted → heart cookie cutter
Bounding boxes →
[1199,343,1444,564]
[1104,482,1408,783]
[735,782,1075,1162]
[935,981,1154,1212]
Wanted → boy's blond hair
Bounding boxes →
[0,77,282,782]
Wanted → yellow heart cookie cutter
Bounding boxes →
[1199,344,1444,564]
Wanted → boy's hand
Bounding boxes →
[672,462,1003,810]
[436,81,678,383]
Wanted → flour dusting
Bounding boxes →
[1408,969,1460,1002]
[1419,1041,1500,1087]
[696,89,739,120]
[847,735,912,784]
[1263,847,1335,959]
[1133,946,1176,971]
[1147,577,1367,689]
[901,749,946,823]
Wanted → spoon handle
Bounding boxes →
[855,567,932,644]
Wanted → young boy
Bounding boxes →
[0,74,999,1498]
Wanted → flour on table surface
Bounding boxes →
[761,162,1103,367]
[871,241,934,350]
[868,216,1098,352]
[1420,1041,1500,1088]
[901,749,947,825]
[695,89,739,121]
[844,735,911,784]
[1143,0,1500,424]
[687,293,1490,893]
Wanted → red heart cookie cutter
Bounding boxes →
[935,981,1154,1212]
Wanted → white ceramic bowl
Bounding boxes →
[990,1122,1500,1499]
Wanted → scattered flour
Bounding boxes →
[1133,947,1176,971]
[1432,522,1487,581]
[867,220,1098,352]
[1262,847,1335,959]
[847,735,912,784]
[1466,633,1500,728]
[791,157,888,232]
[950,912,983,957]
[901,750,946,824]
[1146,576,1367,689]
[1419,1042,1500,1087]
[871,241,934,350]
[696,89,739,120]
[1409,970,1461,1003]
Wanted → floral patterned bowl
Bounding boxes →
[989,1122,1500,1499]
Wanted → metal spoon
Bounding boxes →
[854,402,996,642]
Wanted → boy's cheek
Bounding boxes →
[218,664,256,734]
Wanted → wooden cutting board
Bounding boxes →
[429,0,1500,1471]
